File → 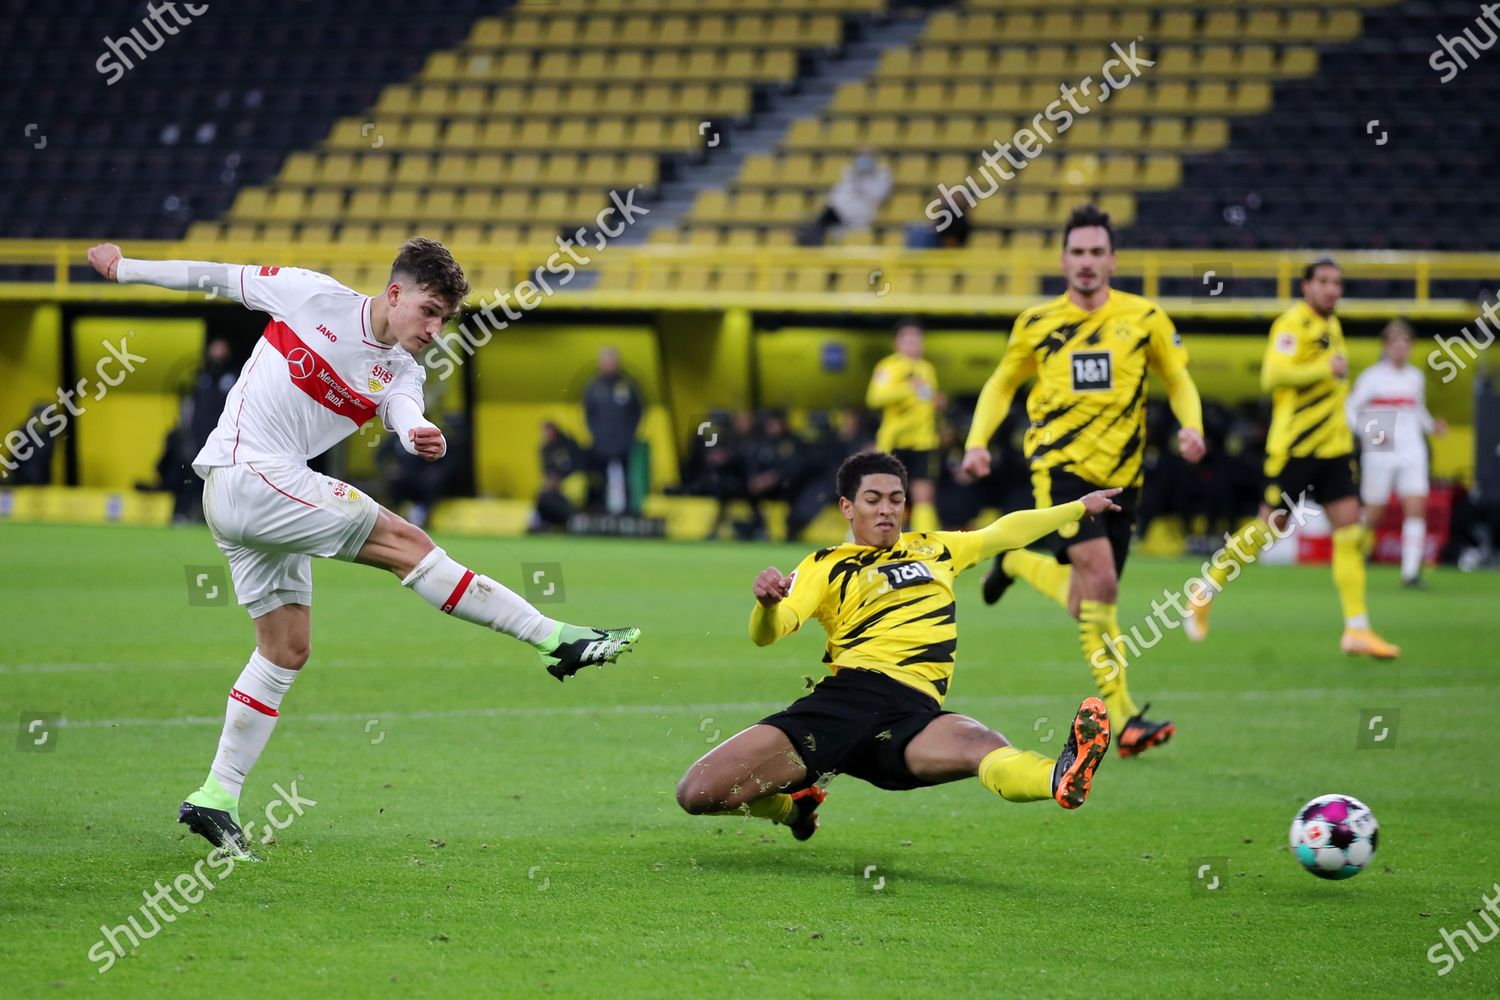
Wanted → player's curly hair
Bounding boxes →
[390,237,470,312]
[837,450,909,501]
[1061,203,1114,252]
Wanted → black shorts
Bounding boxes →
[758,668,950,792]
[1031,466,1138,577]
[1264,453,1358,510]
[892,448,938,483]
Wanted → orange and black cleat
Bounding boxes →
[1052,697,1110,809]
[1116,703,1176,758]
[787,784,826,841]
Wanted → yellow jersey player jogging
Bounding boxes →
[960,204,1207,758]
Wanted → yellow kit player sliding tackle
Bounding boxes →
[1183,257,1399,658]
[960,204,1206,757]
[675,450,1118,840]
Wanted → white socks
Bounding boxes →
[210,650,299,799]
[1401,517,1426,581]
[401,547,555,644]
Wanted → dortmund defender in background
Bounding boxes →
[867,318,943,532]
[960,205,1206,758]
[675,451,1118,839]
[1184,258,1400,658]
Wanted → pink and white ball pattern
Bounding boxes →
[1289,794,1379,880]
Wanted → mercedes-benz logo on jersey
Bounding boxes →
[286,347,314,378]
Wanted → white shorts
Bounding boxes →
[201,462,380,618]
[1360,450,1429,505]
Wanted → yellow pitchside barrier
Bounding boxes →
[0,240,1492,320]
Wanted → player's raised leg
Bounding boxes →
[675,724,823,840]
[902,699,1110,809]
[357,507,641,679]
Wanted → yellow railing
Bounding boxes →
[1,240,1492,318]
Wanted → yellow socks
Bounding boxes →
[1332,524,1369,627]
[978,746,1054,802]
[1205,518,1271,592]
[1079,599,1138,724]
[1002,548,1071,610]
[910,502,939,533]
[710,794,794,824]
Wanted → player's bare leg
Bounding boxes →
[1325,495,1400,658]
[903,703,1109,809]
[675,724,824,839]
[180,603,310,860]
[357,506,641,679]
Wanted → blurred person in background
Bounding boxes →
[799,147,892,246]
[743,410,808,541]
[867,318,943,532]
[6,402,60,486]
[906,185,972,249]
[784,408,872,540]
[1346,318,1446,588]
[531,420,586,532]
[583,345,642,515]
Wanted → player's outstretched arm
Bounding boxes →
[971,489,1121,560]
[383,394,446,461]
[87,242,277,308]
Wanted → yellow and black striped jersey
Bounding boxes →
[867,353,940,451]
[1262,301,1353,473]
[767,530,985,704]
[966,290,1200,489]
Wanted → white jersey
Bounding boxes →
[1346,359,1434,459]
[115,260,425,477]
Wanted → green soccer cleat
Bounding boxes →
[179,775,261,860]
[536,624,642,681]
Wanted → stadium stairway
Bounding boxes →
[632,8,936,244]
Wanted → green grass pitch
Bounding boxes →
[2,523,1497,997]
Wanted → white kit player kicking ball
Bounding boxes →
[1346,319,1446,588]
[87,238,641,859]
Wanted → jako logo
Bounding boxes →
[1427,881,1500,975]
[96,3,210,87]
[316,324,337,343]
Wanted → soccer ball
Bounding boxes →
[1289,794,1378,880]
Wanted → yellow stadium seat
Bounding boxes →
[493,189,532,222]
[1281,47,1318,76]
[279,152,318,185]
[230,187,271,219]
[740,154,775,184]
[386,189,420,220]
[304,190,343,221]
[184,221,223,243]
[693,190,730,223]
[223,222,262,243]
[1157,12,1195,42]
[296,223,336,244]
[374,86,417,117]
[345,190,386,221]
[866,119,902,149]
[422,52,460,81]
[317,154,355,184]
[785,119,822,150]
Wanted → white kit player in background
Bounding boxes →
[1346,318,1446,588]
[87,238,642,860]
